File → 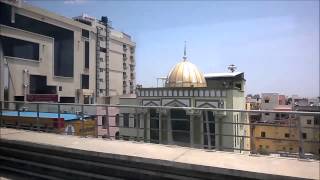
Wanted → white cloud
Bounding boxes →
[63,0,87,5]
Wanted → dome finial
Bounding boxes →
[183,41,187,61]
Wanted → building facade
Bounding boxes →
[252,93,320,157]
[0,0,136,105]
[118,49,247,151]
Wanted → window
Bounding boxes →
[99,68,104,72]
[0,10,74,77]
[102,116,107,129]
[84,41,89,69]
[289,147,293,151]
[261,131,266,137]
[99,89,104,94]
[315,115,320,125]
[59,97,75,103]
[14,96,24,101]
[59,86,62,91]
[81,74,89,89]
[130,47,135,53]
[307,119,312,125]
[259,145,263,148]
[264,99,269,103]
[99,79,104,82]
[100,47,106,53]
[134,114,139,128]
[115,114,120,126]
[1,36,39,61]
[123,113,129,127]
[29,75,56,94]
[235,83,242,90]
[302,133,307,139]
[100,58,104,62]
[123,54,127,58]
[266,145,269,149]
[82,29,89,38]
[265,113,269,116]
[285,133,290,138]
[83,95,90,104]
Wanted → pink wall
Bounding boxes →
[96,106,119,139]
[278,95,286,105]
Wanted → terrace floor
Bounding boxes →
[0,128,319,180]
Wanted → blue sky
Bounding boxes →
[27,0,319,97]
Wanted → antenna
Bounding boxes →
[183,41,187,61]
[228,64,237,73]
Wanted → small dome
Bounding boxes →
[166,60,207,88]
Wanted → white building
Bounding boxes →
[0,0,136,105]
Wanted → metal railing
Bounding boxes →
[0,100,319,159]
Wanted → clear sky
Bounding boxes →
[27,0,319,98]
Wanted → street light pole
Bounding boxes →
[0,40,4,103]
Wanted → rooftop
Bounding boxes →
[2,111,90,121]
[204,72,243,78]
[1,128,319,180]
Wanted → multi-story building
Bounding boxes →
[260,93,291,122]
[254,106,320,157]
[251,93,319,157]
[73,15,136,102]
[0,0,136,105]
[109,29,136,96]
[118,48,247,151]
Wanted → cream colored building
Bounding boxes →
[119,48,247,151]
[0,0,136,105]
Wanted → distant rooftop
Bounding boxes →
[2,111,90,121]
[204,72,243,78]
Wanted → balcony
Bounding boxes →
[130,47,135,54]
[0,101,319,179]
[130,64,135,71]
[123,46,127,52]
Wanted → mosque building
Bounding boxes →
[118,44,247,151]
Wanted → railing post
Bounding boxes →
[158,107,162,144]
[190,111,194,148]
[106,106,110,138]
[166,109,172,144]
[135,108,139,141]
[36,103,40,132]
[58,104,61,119]
[204,110,212,150]
[144,109,148,143]
[297,115,305,159]
[17,102,20,117]
[0,100,2,127]
[249,114,256,155]
[81,104,84,137]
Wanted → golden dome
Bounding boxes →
[166,60,207,88]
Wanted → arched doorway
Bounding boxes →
[170,109,190,145]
